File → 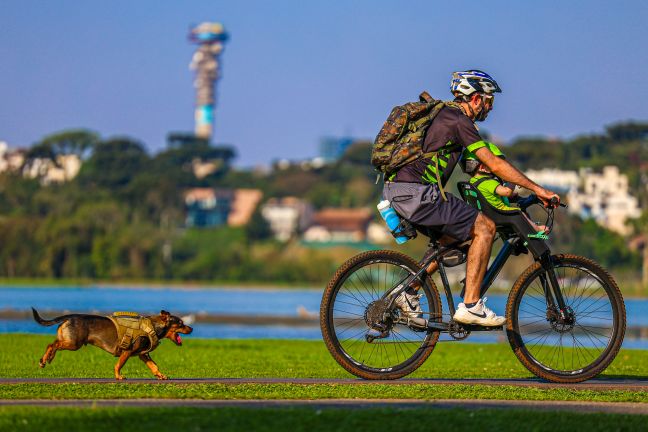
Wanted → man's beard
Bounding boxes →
[475,100,491,122]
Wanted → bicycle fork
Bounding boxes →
[538,254,573,324]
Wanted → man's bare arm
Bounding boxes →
[474,147,560,205]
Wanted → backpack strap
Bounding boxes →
[421,143,462,201]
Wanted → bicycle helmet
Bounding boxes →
[460,142,505,174]
[451,70,502,97]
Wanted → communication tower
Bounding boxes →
[189,22,229,139]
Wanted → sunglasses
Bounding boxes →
[481,94,494,107]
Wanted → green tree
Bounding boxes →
[76,138,149,190]
[245,206,272,243]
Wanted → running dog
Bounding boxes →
[32,308,193,380]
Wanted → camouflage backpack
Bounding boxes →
[371,91,447,178]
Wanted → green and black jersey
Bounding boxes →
[393,105,486,186]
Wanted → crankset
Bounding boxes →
[447,321,471,340]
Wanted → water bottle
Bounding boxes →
[377,200,409,244]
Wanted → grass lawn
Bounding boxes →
[1,335,647,403]
[1,406,647,432]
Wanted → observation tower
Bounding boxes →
[189,22,229,140]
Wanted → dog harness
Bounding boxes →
[108,312,159,355]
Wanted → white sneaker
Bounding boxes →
[453,297,505,327]
[394,289,426,327]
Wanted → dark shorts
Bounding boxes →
[383,182,478,242]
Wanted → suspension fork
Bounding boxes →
[538,253,570,319]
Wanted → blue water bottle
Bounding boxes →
[377,200,409,244]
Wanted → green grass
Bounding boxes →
[0,406,647,432]
[1,335,648,402]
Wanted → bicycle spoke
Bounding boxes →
[328,254,438,374]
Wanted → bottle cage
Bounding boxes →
[456,181,550,259]
[390,218,418,240]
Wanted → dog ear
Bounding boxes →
[160,310,170,321]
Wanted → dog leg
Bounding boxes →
[114,351,131,380]
[139,354,168,380]
[40,341,58,368]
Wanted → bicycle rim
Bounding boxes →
[512,259,622,375]
[328,257,437,373]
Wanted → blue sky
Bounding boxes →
[1,1,646,166]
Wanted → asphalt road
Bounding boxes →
[2,377,648,392]
[1,398,648,414]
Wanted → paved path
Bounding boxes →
[2,398,648,414]
[2,377,648,391]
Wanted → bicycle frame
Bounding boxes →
[381,230,571,332]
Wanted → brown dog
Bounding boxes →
[32,308,193,380]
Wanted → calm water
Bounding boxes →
[2,285,646,348]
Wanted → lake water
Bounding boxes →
[2,285,647,348]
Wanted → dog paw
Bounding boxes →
[39,361,45,369]
[115,375,125,381]
[156,374,168,380]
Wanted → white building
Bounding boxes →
[567,166,641,235]
[526,168,580,193]
[527,166,641,235]
[261,197,313,241]
[23,154,82,185]
[0,141,25,173]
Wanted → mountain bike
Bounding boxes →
[320,182,626,383]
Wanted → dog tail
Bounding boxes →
[31,307,71,326]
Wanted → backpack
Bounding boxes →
[371,91,446,175]
[371,91,460,200]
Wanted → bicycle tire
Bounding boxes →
[506,254,626,383]
[320,250,442,380]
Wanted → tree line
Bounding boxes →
[0,121,645,283]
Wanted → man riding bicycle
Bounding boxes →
[383,69,560,327]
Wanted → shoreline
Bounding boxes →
[0,278,323,291]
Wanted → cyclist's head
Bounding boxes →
[451,69,501,122]
[460,142,505,175]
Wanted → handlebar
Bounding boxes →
[518,194,567,212]
[549,196,568,209]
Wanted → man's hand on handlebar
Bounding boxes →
[535,188,561,208]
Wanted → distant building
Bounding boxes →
[184,187,263,228]
[0,141,82,185]
[228,189,263,227]
[526,168,580,194]
[0,142,25,173]
[261,197,313,241]
[567,166,641,235]
[527,166,641,235]
[366,221,393,244]
[192,158,220,179]
[303,208,373,243]
[184,188,233,227]
[319,136,354,162]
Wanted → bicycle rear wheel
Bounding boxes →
[320,250,442,380]
[507,254,625,383]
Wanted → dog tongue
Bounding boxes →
[176,334,182,344]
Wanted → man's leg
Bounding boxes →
[463,213,496,303]
[452,211,504,326]
[419,216,494,296]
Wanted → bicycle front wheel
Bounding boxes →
[507,254,626,383]
[320,250,442,380]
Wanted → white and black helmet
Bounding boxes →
[451,70,502,97]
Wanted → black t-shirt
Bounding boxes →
[393,105,486,185]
